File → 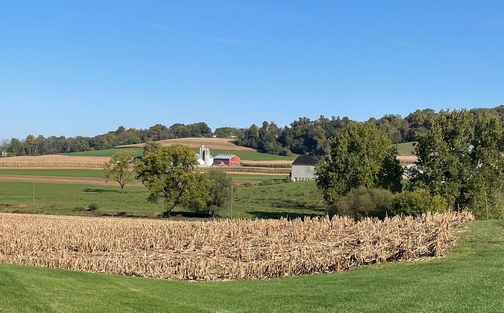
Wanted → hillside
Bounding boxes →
[116,137,256,151]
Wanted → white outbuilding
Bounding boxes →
[291,155,322,182]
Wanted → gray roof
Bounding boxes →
[213,154,238,160]
[292,155,322,166]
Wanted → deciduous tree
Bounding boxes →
[205,169,232,217]
[315,122,403,205]
[408,109,504,218]
[134,144,212,217]
[103,151,136,193]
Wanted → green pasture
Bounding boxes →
[0,181,323,219]
[0,182,163,217]
[0,219,502,312]
[0,169,104,178]
[0,169,287,182]
[59,148,143,157]
[59,147,296,161]
[396,142,416,156]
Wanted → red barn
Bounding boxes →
[212,154,241,166]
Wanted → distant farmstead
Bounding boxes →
[213,154,241,166]
[291,155,322,182]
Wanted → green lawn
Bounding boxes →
[0,181,322,219]
[0,219,502,312]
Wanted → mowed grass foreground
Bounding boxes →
[0,219,502,312]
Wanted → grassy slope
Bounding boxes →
[58,148,144,157]
[0,219,502,313]
[396,142,416,156]
[58,148,296,161]
[0,169,104,178]
[0,169,287,181]
[0,181,322,219]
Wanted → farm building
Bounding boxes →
[196,145,213,167]
[291,155,322,182]
[213,154,241,166]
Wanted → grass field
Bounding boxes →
[59,148,143,157]
[60,148,296,161]
[0,169,104,178]
[0,219,502,312]
[0,169,287,182]
[396,142,416,156]
[0,181,322,219]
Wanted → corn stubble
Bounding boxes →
[0,212,473,281]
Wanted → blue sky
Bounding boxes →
[1,1,503,139]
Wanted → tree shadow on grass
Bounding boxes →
[247,211,324,220]
[168,211,212,219]
[83,188,119,193]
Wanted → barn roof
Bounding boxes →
[214,154,238,160]
[292,155,322,166]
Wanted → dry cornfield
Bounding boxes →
[0,212,473,281]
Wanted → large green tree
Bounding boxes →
[103,151,136,193]
[205,169,232,217]
[134,144,212,217]
[315,122,403,205]
[408,109,504,219]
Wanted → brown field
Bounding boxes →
[0,155,108,169]
[117,137,256,151]
[397,156,417,164]
[0,211,473,281]
[240,160,293,168]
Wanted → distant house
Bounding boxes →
[213,154,241,166]
[291,155,322,182]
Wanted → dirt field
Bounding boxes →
[116,137,256,151]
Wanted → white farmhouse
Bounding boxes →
[291,155,322,182]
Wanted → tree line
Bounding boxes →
[1,122,224,156]
[315,108,504,220]
[2,105,504,157]
[236,105,504,155]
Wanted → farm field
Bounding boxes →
[0,169,104,178]
[0,212,473,281]
[58,148,144,157]
[396,141,416,156]
[0,169,286,182]
[0,181,322,219]
[60,147,296,162]
[115,137,255,151]
[0,218,502,312]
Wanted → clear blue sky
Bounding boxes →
[1,1,503,140]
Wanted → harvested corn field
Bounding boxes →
[0,212,473,281]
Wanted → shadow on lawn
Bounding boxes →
[247,210,324,220]
[82,188,119,193]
